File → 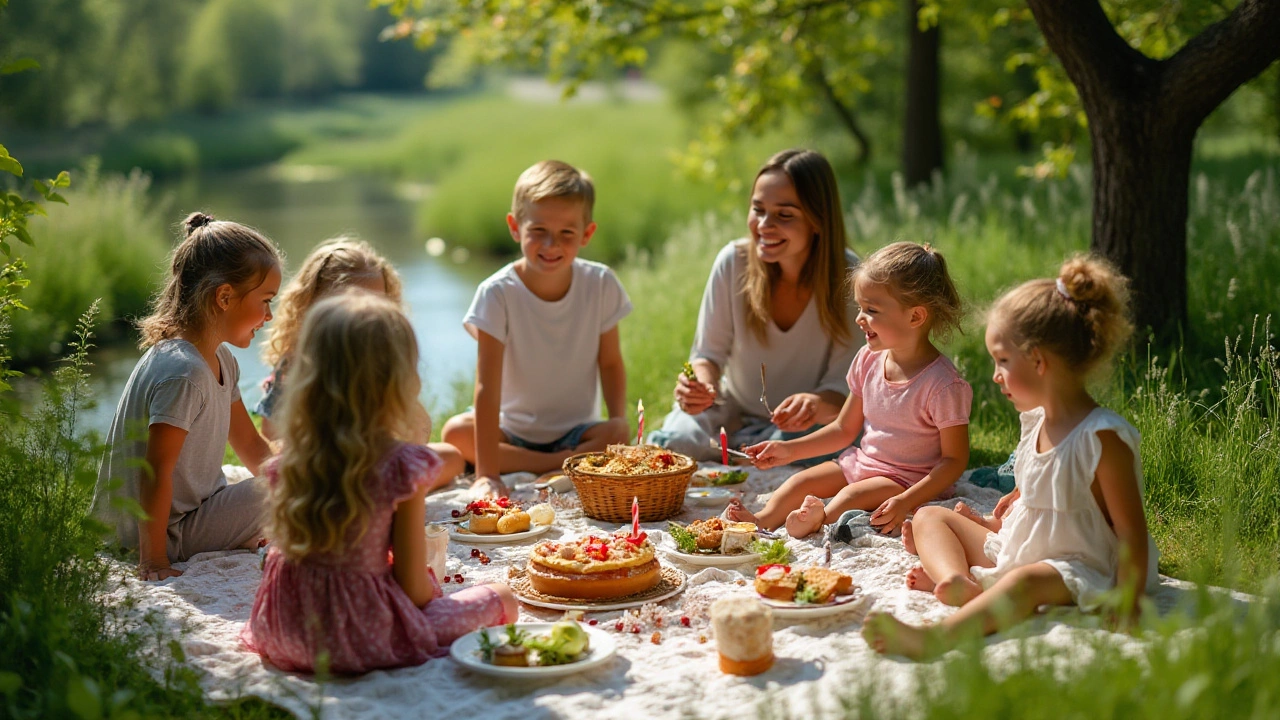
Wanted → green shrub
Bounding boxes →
[99,132,200,177]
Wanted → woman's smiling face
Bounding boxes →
[748,170,815,268]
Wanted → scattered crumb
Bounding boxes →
[650,631,661,644]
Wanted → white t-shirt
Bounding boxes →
[691,241,862,418]
[464,259,632,444]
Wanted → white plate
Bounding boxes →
[662,547,761,566]
[759,591,866,619]
[685,487,734,506]
[449,622,616,679]
[450,523,552,544]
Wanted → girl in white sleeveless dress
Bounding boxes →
[864,256,1158,659]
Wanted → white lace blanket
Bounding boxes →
[105,467,1216,719]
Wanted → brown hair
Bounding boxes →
[269,291,422,559]
[742,149,852,346]
[852,241,963,342]
[138,212,281,349]
[989,254,1134,374]
[262,237,403,367]
[511,160,595,223]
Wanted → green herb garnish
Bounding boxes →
[504,623,530,646]
[749,537,793,565]
[477,628,497,662]
[668,521,699,554]
[710,469,749,486]
[793,583,822,605]
[681,361,696,380]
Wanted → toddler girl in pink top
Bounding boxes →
[727,242,972,538]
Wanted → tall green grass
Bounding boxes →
[11,164,171,365]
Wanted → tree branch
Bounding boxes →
[806,60,872,163]
[1161,0,1280,127]
[1024,0,1156,110]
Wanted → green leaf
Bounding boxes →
[0,671,21,696]
[14,226,33,246]
[0,154,21,177]
[52,170,71,188]
[66,675,102,720]
[0,57,39,75]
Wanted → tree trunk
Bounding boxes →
[1025,0,1280,336]
[902,0,943,186]
[808,62,872,164]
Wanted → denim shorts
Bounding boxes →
[505,422,594,454]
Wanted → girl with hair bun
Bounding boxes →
[865,255,1160,660]
[92,212,283,581]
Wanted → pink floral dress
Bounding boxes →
[241,443,507,674]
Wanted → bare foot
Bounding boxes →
[902,519,917,555]
[862,612,939,660]
[933,574,983,607]
[955,502,999,531]
[723,498,761,525]
[783,495,826,538]
[470,476,509,499]
[905,565,936,592]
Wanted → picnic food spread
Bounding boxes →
[690,469,749,487]
[711,596,774,676]
[668,518,758,555]
[527,533,662,599]
[477,621,592,667]
[570,444,694,476]
[460,497,551,534]
[754,565,854,604]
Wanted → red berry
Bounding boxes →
[454,574,464,584]
[479,557,491,565]
[443,576,451,583]
[614,622,624,631]
[631,626,641,634]
[680,616,691,627]
[470,548,480,558]
[588,619,598,626]
[451,509,461,518]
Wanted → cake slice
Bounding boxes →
[798,567,854,603]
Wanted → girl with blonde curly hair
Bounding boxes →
[242,291,516,674]
[256,237,463,483]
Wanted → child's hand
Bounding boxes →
[138,558,182,582]
[993,488,1021,520]
[870,496,911,535]
[744,440,791,469]
[770,393,820,432]
[675,374,717,415]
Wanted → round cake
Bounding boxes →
[527,534,662,599]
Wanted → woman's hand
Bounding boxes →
[870,495,912,535]
[674,374,718,415]
[138,557,182,582]
[770,393,820,432]
[993,488,1021,520]
[743,440,793,470]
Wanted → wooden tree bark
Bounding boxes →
[1025,0,1280,335]
[902,0,943,186]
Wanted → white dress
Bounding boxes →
[971,407,1160,610]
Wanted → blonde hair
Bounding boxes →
[138,212,281,348]
[268,291,423,560]
[742,149,852,346]
[853,241,963,342]
[511,160,595,224]
[262,237,403,367]
[989,255,1133,374]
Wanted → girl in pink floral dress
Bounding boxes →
[242,291,518,674]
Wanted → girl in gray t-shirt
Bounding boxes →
[91,212,282,581]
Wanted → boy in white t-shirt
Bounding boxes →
[442,160,632,496]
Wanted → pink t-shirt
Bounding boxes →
[837,346,972,487]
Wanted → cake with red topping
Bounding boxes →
[526,532,662,599]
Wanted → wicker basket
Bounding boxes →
[562,450,697,523]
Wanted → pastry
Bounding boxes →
[688,517,726,550]
[492,643,530,667]
[497,510,532,534]
[711,596,774,676]
[527,534,662,599]
[719,522,757,555]
[753,564,799,601]
[799,567,854,603]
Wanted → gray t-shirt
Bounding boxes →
[463,259,632,444]
[692,240,862,418]
[92,339,241,549]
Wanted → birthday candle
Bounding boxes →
[636,399,645,445]
[719,426,729,466]
[631,496,640,538]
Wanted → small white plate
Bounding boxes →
[759,591,866,619]
[450,523,552,544]
[685,487,734,506]
[662,547,762,567]
[449,622,616,679]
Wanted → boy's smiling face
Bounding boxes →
[507,196,597,275]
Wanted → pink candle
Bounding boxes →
[631,496,641,538]
[636,399,645,445]
[719,426,729,465]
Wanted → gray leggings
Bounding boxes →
[165,475,269,562]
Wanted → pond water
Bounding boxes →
[82,167,502,435]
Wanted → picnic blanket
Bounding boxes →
[104,466,1225,719]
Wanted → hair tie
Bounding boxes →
[1055,278,1072,302]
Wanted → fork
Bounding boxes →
[760,363,773,415]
